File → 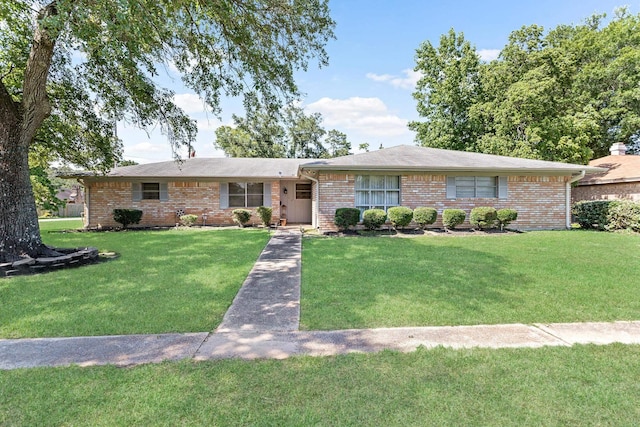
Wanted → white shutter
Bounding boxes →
[132,183,142,201]
[498,176,508,199]
[220,183,229,209]
[446,176,456,199]
[159,183,169,201]
[263,182,271,207]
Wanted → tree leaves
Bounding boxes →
[411,12,640,163]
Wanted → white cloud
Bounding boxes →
[128,141,167,154]
[173,93,210,114]
[477,49,500,62]
[366,69,422,90]
[306,97,410,138]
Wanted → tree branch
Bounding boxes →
[20,1,58,147]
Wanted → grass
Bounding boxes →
[1,344,640,426]
[301,231,640,330]
[38,218,84,232]
[0,226,270,338]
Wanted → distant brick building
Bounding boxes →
[68,145,603,231]
[572,143,640,203]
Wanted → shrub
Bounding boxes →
[232,209,252,227]
[413,207,438,229]
[362,209,387,230]
[442,209,466,229]
[496,209,518,230]
[605,201,640,232]
[572,200,620,230]
[180,214,198,227]
[113,209,143,229]
[387,206,413,229]
[256,206,273,227]
[470,207,497,230]
[334,208,361,231]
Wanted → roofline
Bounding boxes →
[300,165,605,175]
[75,175,298,181]
[576,176,640,186]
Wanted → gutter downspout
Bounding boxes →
[300,171,319,229]
[566,171,586,229]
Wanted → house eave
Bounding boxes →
[300,165,602,176]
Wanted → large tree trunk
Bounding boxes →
[0,2,57,263]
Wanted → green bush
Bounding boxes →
[413,207,438,229]
[442,209,466,229]
[496,209,518,230]
[334,208,361,231]
[387,206,413,229]
[362,209,387,230]
[470,207,497,230]
[572,200,620,230]
[232,209,252,227]
[605,201,640,232]
[256,206,273,227]
[113,209,143,229]
[180,214,199,227]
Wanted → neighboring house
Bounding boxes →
[68,145,603,231]
[572,143,640,203]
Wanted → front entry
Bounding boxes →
[280,180,312,224]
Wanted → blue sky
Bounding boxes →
[119,0,639,163]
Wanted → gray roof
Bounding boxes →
[82,157,302,179]
[301,145,605,174]
[66,145,605,180]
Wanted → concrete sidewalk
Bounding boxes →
[2,321,640,369]
[2,227,640,370]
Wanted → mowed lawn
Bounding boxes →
[0,225,270,338]
[301,231,640,330]
[1,344,640,426]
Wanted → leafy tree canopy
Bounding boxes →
[410,9,640,163]
[214,104,351,158]
[0,0,335,261]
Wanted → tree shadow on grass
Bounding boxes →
[0,229,271,338]
[301,237,532,329]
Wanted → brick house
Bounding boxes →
[572,143,640,203]
[71,145,603,231]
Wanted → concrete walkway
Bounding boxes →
[2,228,640,369]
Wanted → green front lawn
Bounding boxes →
[301,231,640,330]
[0,228,270,338]
[2,344,639,426]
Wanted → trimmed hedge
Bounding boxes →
[605,201,640,232]
[572,200,619,230]
[113,208,143,229]
[256,206,273,227]
[362,209,387,230]
[413,207,437,229]
[334,208,361,231]
[470,207,497,230]
[442,209,466,229]
[387,206,413,229]
[180,214,198,227]
[496,209,518,230]
[232,209,252,227]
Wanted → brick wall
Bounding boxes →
[316,173,570,232]
[85,180,280,228]
[572,182,640,204]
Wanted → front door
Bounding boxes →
[280,180,312,224]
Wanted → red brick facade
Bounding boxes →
[83,180,280,228]
[84,173,571,231]
[316,173,570,231]
[572,182,640,204]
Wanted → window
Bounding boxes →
[142,183,160,200]
[296,183,312,200]
[228,182,264,208]
[355,175,400,214]
[447,176,506,199]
